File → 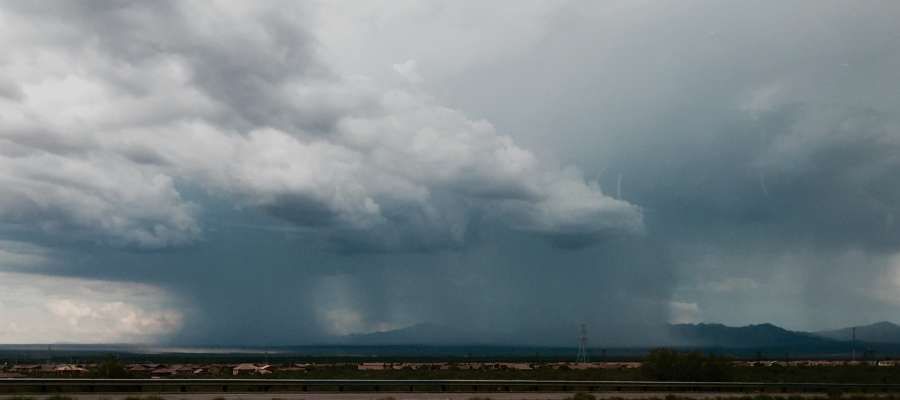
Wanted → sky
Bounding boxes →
[1,0,900,345]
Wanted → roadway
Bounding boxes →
[1,379,895,397]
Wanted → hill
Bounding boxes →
[814,321,900,343]
[666,322,837,348]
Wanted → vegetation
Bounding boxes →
[6,348,900,384]
[89,356,133,379]
[641,349,733,381]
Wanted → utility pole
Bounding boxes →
[851,327,857,362]
[576,324,589,363]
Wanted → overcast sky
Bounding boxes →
[1,0,900,345]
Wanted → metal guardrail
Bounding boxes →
[2,379,900,394]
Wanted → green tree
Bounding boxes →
[641,348,732,381]
[91,356,132,379]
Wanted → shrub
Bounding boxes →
[641,348,733,381]
[90,356,132,379]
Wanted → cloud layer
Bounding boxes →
[0,1,640,252]
[1,0,900,344]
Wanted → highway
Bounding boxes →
[0,393,853,400]
[1,379,898,395]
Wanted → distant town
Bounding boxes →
[1,359,897,379]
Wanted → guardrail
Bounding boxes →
[2,379,899,394]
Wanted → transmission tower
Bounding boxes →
[576,323,589,363]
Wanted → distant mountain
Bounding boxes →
[814,321,900,344]
[340,321,900,351]
[343,322,496,345]
[667,323,836,348]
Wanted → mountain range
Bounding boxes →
[344,321,900,352]
[814,321,900,343]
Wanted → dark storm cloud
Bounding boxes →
[0,1,656,343]
[3,0,344,133]
[604,103,900,251]
[3,0,900,344]
[419,0,900,328]
[0,0,640,249]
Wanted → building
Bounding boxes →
[232,363,272,376]
[357,362,387,371]
[54,364,89,375]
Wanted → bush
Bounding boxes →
[90,356,132,379]
[641,348,733,381]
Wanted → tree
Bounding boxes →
[641,348,732,381]
[91,356,132,379]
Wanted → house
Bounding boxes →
[150,368,178,378]
[232,363,258,375]
[232,363,272,376]
[278,363,311,373]
[170,365,196,375]
[54,364,89,375]
[357,362,387,371]
[127,364,151,373]
[39,364,58,373]
[10,364,41,374]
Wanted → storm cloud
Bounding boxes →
[1,0,899,344]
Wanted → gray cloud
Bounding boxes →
[407,0,900,329]
[0,0,655,343]
[2,0,900,344]
[0,1,641,252]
